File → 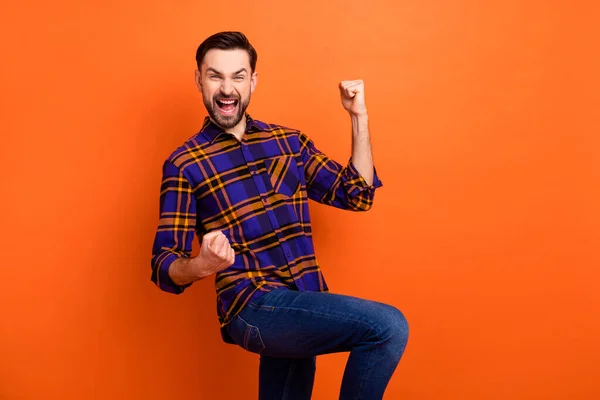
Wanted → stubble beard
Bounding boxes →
[203,92,251,130]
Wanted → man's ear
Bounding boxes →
[250,72,258,94]
[194,69,202,91]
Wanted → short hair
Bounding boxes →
[195,31,257,72]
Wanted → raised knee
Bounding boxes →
[377,305,409,348]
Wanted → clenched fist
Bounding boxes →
[339,80,367,117]
[198,231,235,274]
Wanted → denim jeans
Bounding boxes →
[225,289,409,400]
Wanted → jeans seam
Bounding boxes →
[248,305,378,335]
[354,342,377,400]
[247,302,275,312]
[281,360,296,400]
[243,323,251,350]
[238,315,266,354]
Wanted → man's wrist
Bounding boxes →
[168,258,187,286]
[350,110,368,120]
[350,112,370,137]
[168,256,209,286]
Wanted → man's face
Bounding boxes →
[195,49,257,130]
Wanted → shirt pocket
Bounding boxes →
[264,155,300,197]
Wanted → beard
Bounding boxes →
[203,91,250,130]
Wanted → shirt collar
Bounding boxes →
[201,113,259,144]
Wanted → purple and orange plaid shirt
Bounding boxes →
[150,114,382,339]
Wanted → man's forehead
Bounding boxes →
[202,49,251,72]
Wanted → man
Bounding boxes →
[151,31,408,400]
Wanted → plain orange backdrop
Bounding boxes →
[1,0,599,399]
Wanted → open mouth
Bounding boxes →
[215,98,239,115]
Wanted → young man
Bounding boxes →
[151,31,408,400]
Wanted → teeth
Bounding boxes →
[219,99,236,104]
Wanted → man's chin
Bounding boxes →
[214,116,239,129]
[211,111,244,130]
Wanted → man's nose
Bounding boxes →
[220,79,234,96]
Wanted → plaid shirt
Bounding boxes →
[151,115,382,336]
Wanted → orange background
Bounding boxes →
[1,1,599,399]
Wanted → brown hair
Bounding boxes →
[195,31,257,72]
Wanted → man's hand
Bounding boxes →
[340,80,368,117]
[167,231,235,286]
[196,231,235,274]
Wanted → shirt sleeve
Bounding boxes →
[299,131,383,211]
[150,160,197,294]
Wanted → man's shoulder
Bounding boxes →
[164,131,208,169]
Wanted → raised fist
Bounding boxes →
[339,80,367,116]
[198,231,235,274]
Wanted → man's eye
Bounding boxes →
[234,76,244,80]
[209,75,220,80]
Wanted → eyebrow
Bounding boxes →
[205,67,248,76]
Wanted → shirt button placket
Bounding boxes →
[243,141,300,289]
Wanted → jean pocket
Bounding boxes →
[264,155,300,197]
[228,315,266,354]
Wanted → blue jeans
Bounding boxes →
[225,289,409,400]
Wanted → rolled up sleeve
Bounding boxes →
[299,131,383,211]
[150,160,197,294]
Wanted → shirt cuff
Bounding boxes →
[346,159,383,189]
[155,252,192,294]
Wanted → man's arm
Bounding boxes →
[299,79,382,211]
[341,80,374,186]
[150,160,234,292]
